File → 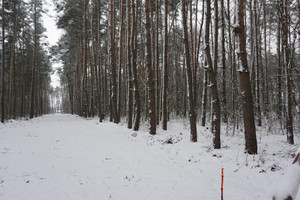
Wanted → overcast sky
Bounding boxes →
[42,1,63,88]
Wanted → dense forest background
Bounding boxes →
[1,0,300,154]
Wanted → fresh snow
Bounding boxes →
[272,148,300,200]
[0,114,299,200]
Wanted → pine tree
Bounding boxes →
[181,0,197,142]
[234,0,257,154]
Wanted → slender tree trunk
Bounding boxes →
[213,0,218,74]
[96,0,103,122]
[21,44,25,118]
[109,0,118,123]
[201,71,208,127]
[162,0,168,130]
[127,0,133,128]
[227,0,237,124]
[193,0,199,106]
[9,0,18,119]
[189,0,194,75]
[1,0,5,123]
[83,0,90,118]
[30,0,38,119]
[156,0,160,125]
[221,0,227,123]
[205,0,221,149]
[181,0,197,142]
[282,0,294,144]
[118,0,125,123]
[263,0,269,119]
[145,0,156,135]
[277,1,282,121]
[249,0,256,102]
[199,0,206,127]
[189,1,195,106]
[254,0,262,127]
[234,0,257,154]
[132,0,141,131]
[88,45,95,117]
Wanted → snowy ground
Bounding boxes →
[0,114,299,200]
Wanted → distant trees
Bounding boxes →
[0,0,52,122]
[16,0,298,153]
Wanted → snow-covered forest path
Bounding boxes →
[0,114,298,200]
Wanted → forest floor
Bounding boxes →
[0,114,299,200]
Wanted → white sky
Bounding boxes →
[42,1,63,88]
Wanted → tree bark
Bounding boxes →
[145,0,156,135]
[162,0,168,130]
[118,0,125,123]
[204,0,221,149]
[263,0,269,118]
[221,0,227,123]
[156,0,160,126]
[109,0,118,123]
[1,0,5,123]
[127,0,134,128]
[9,0,18,119]
[30,0,38,119]
[201,71,208,127]
[234,0,257,154]
[132,0,141,131]
[181,0,197,142]
[277,1,282,121]
[96,0,103,122]
[282,0,294,144]
[254,0,262,127]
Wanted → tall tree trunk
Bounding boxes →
[132,0,141,131]
[118,0,125,123]
[127,0,133,128]
[234,0,257,154]
[249,0,256,104]
[277,1,282,121]
[96,0,103,122]
[145,0,156,135]
[30,0,38,119]
[263,0,269,119]
[109,0,118,123]
[193,0,199,106]
[83,0,89,118]
[254,0,262,127]
[189,1,195,107]
[1,0,5,123]
[201,71,208,127]
[282,0,294,144]
[162,0,168,130]
[204,0,221,149]
[227,0,237,125]
[156,0,160,125]
[9,0,18,119]
[213,0,218,73]
[181,0,197,142]
[221,0,227,123]
[21,44,25,118]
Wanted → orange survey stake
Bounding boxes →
[221,168,224,200]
